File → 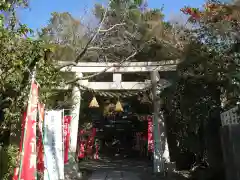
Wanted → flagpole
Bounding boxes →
[18,67,36,180]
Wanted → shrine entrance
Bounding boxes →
[84,92,153,160]
[59,60,179,173]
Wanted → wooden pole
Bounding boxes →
[151,71,165,173]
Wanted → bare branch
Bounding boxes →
[67,51,137,84]
[58,62,77,70]
[74,0,110,64]
[57,1,126,70]
[99,23,126,32]
[88,43,126,50]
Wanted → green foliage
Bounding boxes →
[2,144,18,180]
[165,0,240,171]
[182,1,240,108]
[0,27,63,125]
[0,0,65,179]
[91,0,177,62]
[40,12,89,62]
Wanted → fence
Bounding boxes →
[220,106,240,180]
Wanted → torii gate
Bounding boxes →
[60,60,179,173]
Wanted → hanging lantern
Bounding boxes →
[89,96,99,108]
[115,100,123,112]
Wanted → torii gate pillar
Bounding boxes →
[70,73,82,153]
[151,71,170,173]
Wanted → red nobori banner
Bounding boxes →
[147,115,154,152]
[13,80,38,180]
[37,103,45,172]
[63,115,72,163]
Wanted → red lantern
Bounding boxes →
[78,142,85,159]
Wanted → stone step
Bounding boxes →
[88,170,141,180]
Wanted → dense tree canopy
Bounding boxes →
[164,1,240,178]
[0,1,64,179]
[180,0,240,108]
[41,0,184,66]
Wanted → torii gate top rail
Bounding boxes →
[59,60,180,73]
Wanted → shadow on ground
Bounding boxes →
[77,156,190,180]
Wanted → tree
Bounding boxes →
[163,0,240,177]
[91,0,184,62]
[0,1,64,179]
[181,0,240,109]
[40,0,185,85]
[40,12,89,62]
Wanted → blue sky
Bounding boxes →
[19,0,206,31]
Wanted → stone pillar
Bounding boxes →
[160,110,170,163]
[151,71,171,173]
[70,72,82,153]
[151,71,164,173]
[65,73,83,179]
